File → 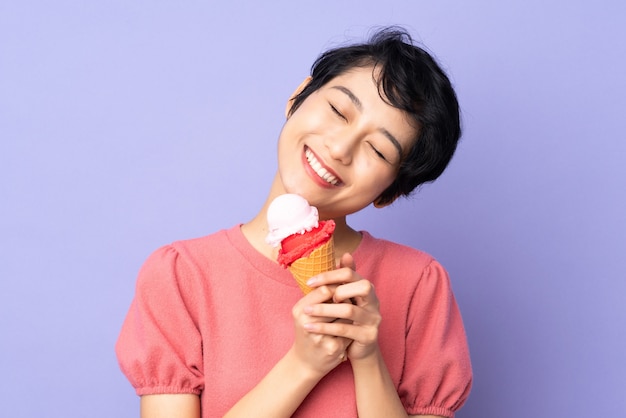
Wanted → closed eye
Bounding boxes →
[329,103,346,121]
[369,143,389,163]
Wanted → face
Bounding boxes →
[276,66,417,219]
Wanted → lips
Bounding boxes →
[304,147,342,186]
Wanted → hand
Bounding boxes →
[302,253,382,362]
[291,283,353,377]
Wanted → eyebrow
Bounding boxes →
[331,85,404,158]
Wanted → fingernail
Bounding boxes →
[303,306,313,314]
[306,277,318,286]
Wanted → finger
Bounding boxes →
[338,252,356,271]
[299,284,336,305]
[305,301,373,325]
[338,340,353,362]
[300,328,351,352]
[304,319,378,343]
[306,266,358,288]
[333,280,378,306]
[303,301,353,324]
[293,285,338,323]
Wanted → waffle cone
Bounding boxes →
[288,238,335,294]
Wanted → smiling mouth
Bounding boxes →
[305,148,341,186]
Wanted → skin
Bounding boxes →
[141,66,445,418]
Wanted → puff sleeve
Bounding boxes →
[399,259,472,417]
[115,245,204,395]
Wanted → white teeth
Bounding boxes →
[306,149,339,185]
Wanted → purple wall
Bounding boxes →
[1,1,624,416]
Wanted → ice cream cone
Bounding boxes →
[288,238,335,294]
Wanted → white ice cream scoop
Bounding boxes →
[265,194,319,247]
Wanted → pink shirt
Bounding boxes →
[116,225,472,417]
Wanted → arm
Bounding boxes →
[305,254,448,418]
[141,394,200,418]
[223,285,352,417]
[140,285,351,418]
[351,349,410,417]
[223,347,322,417]
[352,351,444,418]
[138,393,442,418]
[119,245,353,418]
[305,254,406,417]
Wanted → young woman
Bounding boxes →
[116,27,472,417]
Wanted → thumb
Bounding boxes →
[339,252,356,271]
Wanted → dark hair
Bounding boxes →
[289,27,461,206]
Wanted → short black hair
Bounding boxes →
[289,27,461,205]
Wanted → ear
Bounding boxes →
[285,76,312,117]
[373,194,398,208]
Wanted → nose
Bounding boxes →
[324,132,359,165]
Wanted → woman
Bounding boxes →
[116,27,472,417]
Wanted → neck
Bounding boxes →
[330,216,362,258]
[241,174,362,261]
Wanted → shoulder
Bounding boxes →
[355,231,451,297]
[357,230,441,272]
[135,228,232,289]
[139,227,235,271]
[169,228,231,258]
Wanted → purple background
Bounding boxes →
[1,1,625,417]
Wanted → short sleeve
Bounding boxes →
[399,259,472,417]
[115,245,204,396]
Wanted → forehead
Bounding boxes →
[323,66,377,90]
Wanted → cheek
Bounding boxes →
[289,98,337,133]
[354,163,396,199]
[361,158,396,184]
